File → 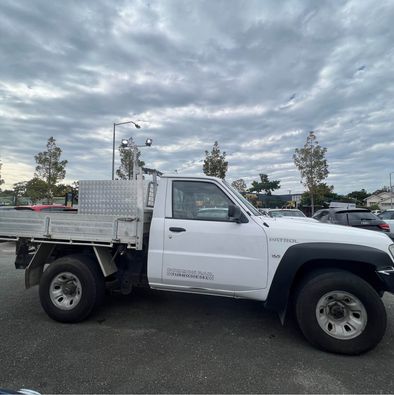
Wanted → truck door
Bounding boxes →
[162,179,268,293]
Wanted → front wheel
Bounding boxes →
[296,271,387,355]
[39,255,104,323]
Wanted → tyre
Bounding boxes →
[295,270,387,355]
[39,254,105,323]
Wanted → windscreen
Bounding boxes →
[347,211,378,221]
[270,210,305,217]
[344,211,380,226]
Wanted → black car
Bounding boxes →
[313,208,392,235]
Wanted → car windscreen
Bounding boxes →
[268,211,281,217]
[282,211,304,217]
[268,210,303,217]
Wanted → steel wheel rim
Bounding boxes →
[49,272,82,310]
[316,291,367,340]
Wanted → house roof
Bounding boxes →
[364,191,393,201]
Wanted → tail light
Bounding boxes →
[378,223,390,231]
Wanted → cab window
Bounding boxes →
[172,181,233,221]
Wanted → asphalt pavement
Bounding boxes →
[1,242,394,394]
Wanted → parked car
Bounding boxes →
[267,209,306,218]
[313,208,392,235]
[14,205,77,213]
[378,210,394,232]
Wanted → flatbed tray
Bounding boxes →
[0,211,141,248]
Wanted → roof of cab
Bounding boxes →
[161,173,222,182]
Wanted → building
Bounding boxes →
[364,192,394,210]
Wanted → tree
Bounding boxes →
[0,161,4,191]
[231,179,247,192]
[116,139,145,180]
[293,131,328,214]
[34,137,68,203]
[244,193,258,207]
[52,183,69,197]
[369,203,380,211]
[347,189,369,206]
[300,183,338,207]
[24,178,49,204]
[203,141,228,179]
[13,178,49,205]
[12,181,28,205]
[249,173,280,195]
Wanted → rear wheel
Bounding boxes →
[296,271,386,355]
[39,254,104,323]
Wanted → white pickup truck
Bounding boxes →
[1,174,394,355]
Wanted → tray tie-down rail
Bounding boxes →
[40,215,138,243]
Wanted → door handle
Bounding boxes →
[169,227,186,233]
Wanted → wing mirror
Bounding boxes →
[228,204,242,223]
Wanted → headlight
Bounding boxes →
[389,244,394,259]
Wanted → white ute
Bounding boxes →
[1,172,394,355]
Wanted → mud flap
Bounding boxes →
[25,243,55,288]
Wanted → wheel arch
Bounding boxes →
[265,242,392,323]
[25,244,116,289]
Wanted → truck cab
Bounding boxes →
[148,175,269,298]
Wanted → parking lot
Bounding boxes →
[1,242,394,394]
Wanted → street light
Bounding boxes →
[112,120,141,180]
[390,172,394,209]
[121,137,153,180]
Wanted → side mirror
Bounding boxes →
[228,204,242,223]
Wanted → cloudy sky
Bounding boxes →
[0,0,393,194]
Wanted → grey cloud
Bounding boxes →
[0,0,393,194]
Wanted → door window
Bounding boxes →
[172,181,233,221]
[333,212,348,225]
[315,210,329,221]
